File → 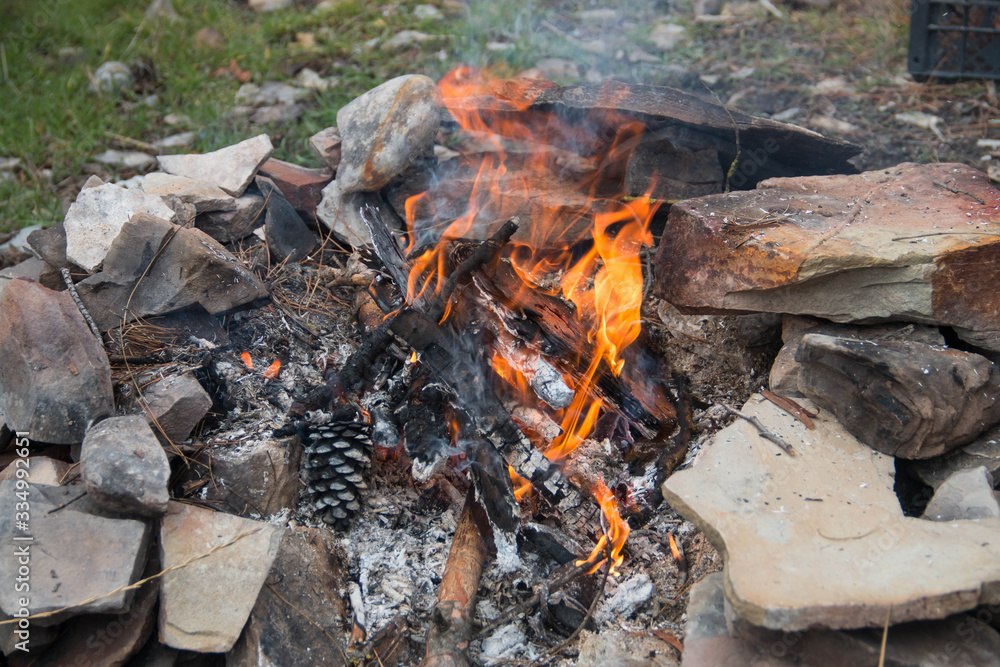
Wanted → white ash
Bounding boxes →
[596,572,653,623]
[493,525,522,574]
[479,623,538,665]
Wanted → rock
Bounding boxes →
[193,26,225,51]
[309,125,340,174]
[195,190,266,243]
[82,416,171,517]
[0,482,151,619]
[235,81,309,107]
[145,0,180,23]
[76,213,269,331]
[136,372,212,444]
[414,4,443,20]
[248,0,292,11]
[769,315,945,398]
[336,74,442,194]
[907,426,1000,489]
[625,138,722,201]
[257,176,318,264]
[92,149,157,170]
[158,502,283,652]
[32,578,159,666]
[0,456,70,487]
[294,67,333,91]
[63,181,177,273]
[923,467,1000,521]
[228,526,349,665]
[648,23,687,50]
[250,103,303,125]
[156,134,273,197]
[92,61,134,95]
[0,280,113,444]
[0,610,59,657]
[153,131,197,150]
[653,162,1000,351]
[796,334,1000,458]
[316,179,376,247]
[662,394,1000,631]
[179,435,302,518]
[26,224,83,289]
[576,630,680,666]
[257,157,333,214]
[0,257,45,304]
[683,573,1000,667]
[383,30,434,50]
[141,172,237,213]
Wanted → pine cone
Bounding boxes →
[300,420,373,530]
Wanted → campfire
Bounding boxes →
[2,64,1000,667]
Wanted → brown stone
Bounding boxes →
[136,371,212,444]
[0,456,70,486]
[796,334,1000,458]
[0,279,113,444]
[308,126,342,173]
[257,157,333,215]
[653,163,1000,350]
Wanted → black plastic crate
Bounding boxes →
[908,0,1000,80]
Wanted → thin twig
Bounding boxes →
[932,179,986,205]
[878,604,891,667]
[473,562,588,639]
[722,404,796,456]
[0,527,262,625]
[46,491,87,514]
[61,268,103,343]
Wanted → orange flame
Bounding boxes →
[240,351,253,371]
[263,359,281,380]
[508,465,533,501]
[576,479,630,574]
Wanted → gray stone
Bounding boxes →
[681,573,769,667]
[228,526,350,666]
[907,427,1000,489]
[158,502,283,652]
[308,126,342,172]
[0,456,70,487]
[76,213,269,331]
[924,467,1000,521]
[0,279,113,444]
[257,176,317,264]
[0,482,151,619]
[156,134,273,197]
[576,630,680,667]
[648,22,687,50]
[137,372,212,444]
[195,191,266,243]
[625,138,722,201]
[142,172,237,213]
[796,334,1000,459]
[235,81,309,107]
[248,0,292,12]
[336,75,442,194]
[316,179,375,247]
[63,181,177,272]
[0,258,44,304]
[153,131,197,150]
[92,149,157,170]
[662,394,1000,631]
[92,61,134,96]
[82,416,171,517]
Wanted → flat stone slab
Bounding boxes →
[63,182,177,273]
[0,482,151,619]
[137,371,212,444]
[662,394,1000,631]
[653,162,1000,350]
[141,172,237,213]
[157,134,273,197]
[158,502,283,652]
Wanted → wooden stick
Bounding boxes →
[61,267,103,343]
[422,491,490,667]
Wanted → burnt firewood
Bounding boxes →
[400,375,452,482]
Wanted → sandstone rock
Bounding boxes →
[308,126,342,172]
[257,157,333,215]
[0,456,70,486]
[156,134,273,197]
[256,176,317,264]
[625,138,722,201]
[136,372,212,444]
[76,213,268,331]
[158,502,283,652]
[923,467,1000,521]
[336,75,442,194]
[177,436,302,518]
[653,163,1000,350]
[662,394,1000,631]
[32,578,158,666]
[195,190,266,243]
[0,279,113,444]
[906,427,1000,489]
[316,179,376,247]
[82,416,171,517]
[141,172,237,213]
[0,482,151,619]
[63,182,177,272]
[769,315,945,398]
[228,526,349,666]
[796,334,1000,458]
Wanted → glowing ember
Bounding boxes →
[576,479,630,574]
[263,359,281,379]
[240,351,253,371]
